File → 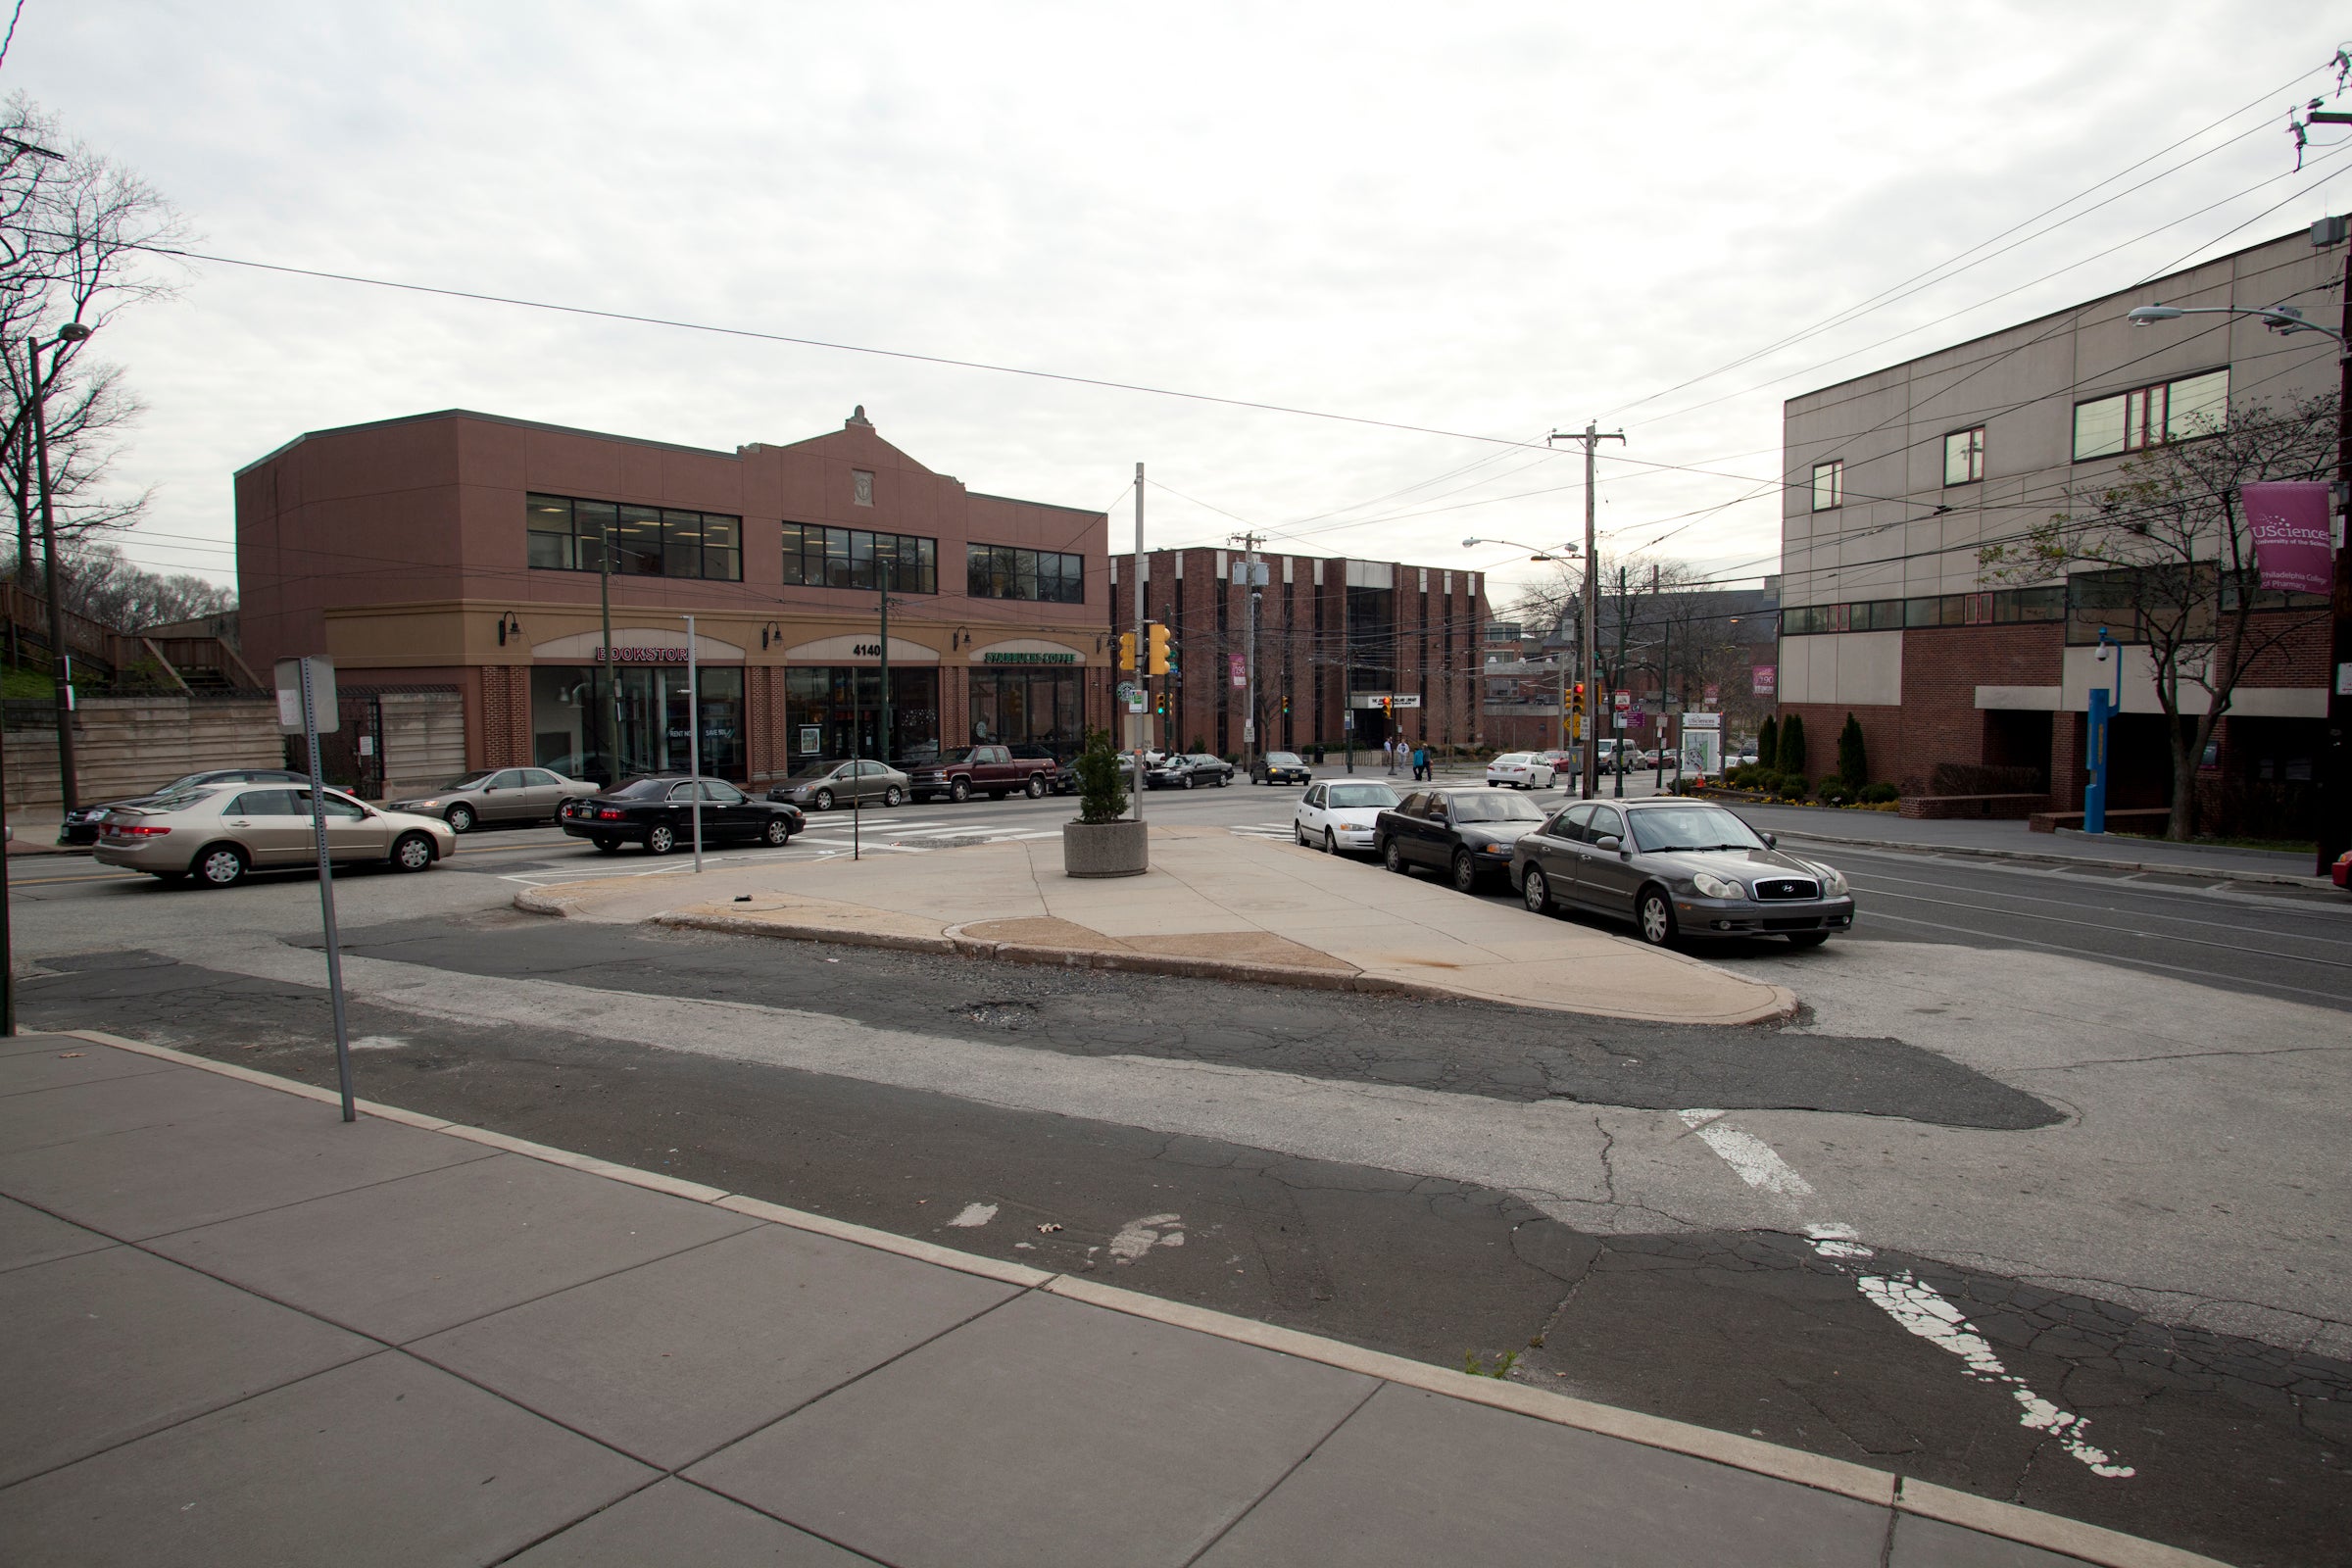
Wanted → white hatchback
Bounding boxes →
[1293,778,1401,856]
[1484,752,1556,789]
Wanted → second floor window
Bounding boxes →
[1943,426,1984,486]
[2072,368,2228,461]
[967,543,1085,604]
[1811,460,1843,512]
[782,522,938,593]
[528,494,742,581]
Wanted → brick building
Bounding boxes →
[236,408,1114,785]
[1107,550,1490,758]
[1776,221,2340,826]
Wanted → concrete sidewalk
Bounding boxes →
[0,1031,2224,1567]
[517,825,1796,1027]
[1722,803,2332,888]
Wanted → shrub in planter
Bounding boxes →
[1815,780,1854,807]
[1838,712,1868,792]
[1859,782,1899,806]
[1778,774,1809,800]
[1757,715,1779,775]
[1776,713,1808,776]
[1072,727,1130,823]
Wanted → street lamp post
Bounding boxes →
[2127,294,2350,875]
[1464,537,1583,790]
[2085,625,2123,835]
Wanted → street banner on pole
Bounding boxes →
[1229,654,1246,687]
[2241,482,2332,595]
[1751,664,1777,698]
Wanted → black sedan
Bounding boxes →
[560,774,805,855]
[1008,744,1079,795]
[1250,751,1312,786]
[59,768,311,847]
[1374,786,1547,893]
[1146,753,1233,789]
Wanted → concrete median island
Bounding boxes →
[514,826,1798,1027]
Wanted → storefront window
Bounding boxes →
[530,663,745,782]
[783,667,940,767]
[968,668,1079,751]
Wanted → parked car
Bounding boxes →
[1535,750,1578,778]
[1511,798,1855,948]
[2333,848,2350,892]
[1251,751,1312,786]
[386,766,601,833]
[91,783,455,888]
[1147,753,1233,789]
[906,744,1057,803]
[1007,744,1079,795]
[1374,786,1548,892]
[767,759,910,810]
[59,768,310,847]
[560,774,804,855]
[1484,752,1556,790]
[1293,778,1398,855]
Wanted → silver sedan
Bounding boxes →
[385,766,600,833]
[767,759,912,810]
[92,784,456,888]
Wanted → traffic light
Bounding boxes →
[1147,622,1173,676]
[1117,632,1137,671]
[1154,692,1167,715]
[1281,693,1291,715]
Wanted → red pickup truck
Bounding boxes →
[906,744,1057,804]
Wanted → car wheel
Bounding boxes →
[1295,823,1308,846]
[1451,851,1479,894]
[1215,773,1227,787]
[1787,931,1831,949]
[950,778,970,803]
[1383,839,1407,875]
[1323,828,1338,856]
[194,844,247,888]
[883,786,904,808]
[812,788,834,811]
[555,798,578,822]
[1025,774,1046,800]
[1523,867,1551,913]
[390,831,436,872]
[446,803,475,833]
[1182,774,1194,789]
[592,835,620,853]
[647,823,676,855]
[762,816,793,847]
[1637,886,1677,947]
[1486,780,1498,787]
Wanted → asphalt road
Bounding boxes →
[6,779,2347,1564]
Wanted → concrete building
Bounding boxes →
[1107,550,1489,757]
[236,408,1114,784]
[1777,221,2340,826]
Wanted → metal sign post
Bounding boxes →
[683,615,704,870]
[277,656,355,1122]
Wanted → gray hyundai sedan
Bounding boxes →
[1510,798,1854,947]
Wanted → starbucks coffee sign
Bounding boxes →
[969,638,1084,666]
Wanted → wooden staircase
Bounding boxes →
[0,583,260,694]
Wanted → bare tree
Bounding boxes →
[1,541,232,630]
[0,95,186,569]
[1979,392,2336,841]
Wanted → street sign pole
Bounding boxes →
[684,614,704,871]
[283,656,355,1122]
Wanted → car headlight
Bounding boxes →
[1481,841,1512,855]
[1691,871,1744,900]
[1818,868,1847,896]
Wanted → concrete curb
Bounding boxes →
[41,1025,2229,1568]
[1764,826,2331,890]
[634,908,1800,1026]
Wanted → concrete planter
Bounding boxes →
[1062,818,1149,878]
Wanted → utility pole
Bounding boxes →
[1549,422,1624,800]
[598,513,620,781]
[1231,531,1265,767]
[1132,463,1146,824]
[878,574,892,767]
[2324,210,2352,876]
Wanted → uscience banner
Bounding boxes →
[2240,482,2332,596]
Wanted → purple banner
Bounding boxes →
[2241,482,2332,596]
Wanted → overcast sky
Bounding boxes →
[12,3,2351,609]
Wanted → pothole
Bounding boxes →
[959,1000,1037,1029]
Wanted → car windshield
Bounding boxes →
[1449,793,1545,823]
[1266,753,1301,766]
[440,771,495,790]
[1325,783,1398,809]
[1628,805,1766,854]
[934,749,976,766]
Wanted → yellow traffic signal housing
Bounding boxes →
[1147,622,1173,676]
[1117,632,1137,671]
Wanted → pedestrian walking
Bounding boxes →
[1383,738,1396,774]
[1412,743,1429,781]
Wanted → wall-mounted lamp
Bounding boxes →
[952,625,970,651]
[760,620,783,650]
[496,611,522,647]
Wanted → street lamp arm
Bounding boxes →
[2127,302,2349,354]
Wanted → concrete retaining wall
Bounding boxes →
[3,697,282,808]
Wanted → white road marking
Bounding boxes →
[1107,1212,1184,1263]
[1681,1110,2134,1479]
[1857,1272,2134,1478]
[1676,1108,1815,1197]
[348,1035,409,1052]
[947,1202,998,1228]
